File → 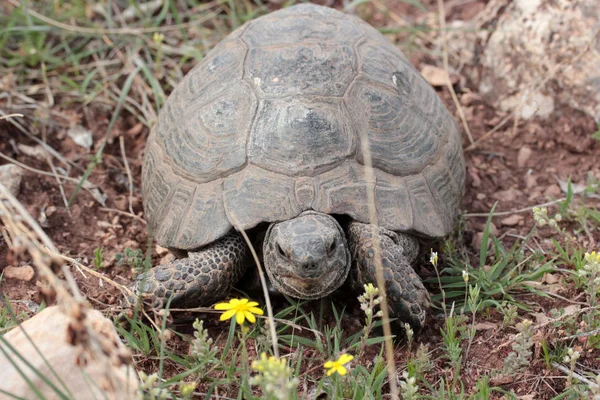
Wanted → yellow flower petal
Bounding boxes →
[214,302,235,310]
[326,368,335,376]
[238,298,249,305]
[220,308,237,321]
[229,298,240,306]
[337,366,347,376]
[248,307,264,315]
[338,354,354,365]
[244,311,256,323]
[246,301,259,307]
[324,361,335,369]
[236,310,245,325]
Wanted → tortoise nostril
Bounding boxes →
[303,262,318,272]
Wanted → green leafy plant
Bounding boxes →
[431,204,555,311]
[92,247,104,270]
[592,123,600,142]
[115,247,144,271]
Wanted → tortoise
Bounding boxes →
[133,4,465,330]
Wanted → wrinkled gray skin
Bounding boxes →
[133,211,430,330]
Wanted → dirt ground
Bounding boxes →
[1,0,599,398]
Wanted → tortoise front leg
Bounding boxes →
[346,222,430,331]
[131,233,250,308]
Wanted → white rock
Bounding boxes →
[517,146,533,168]
[448,0,600,122]
[0,164,24,196]
[0,306,141,400]
[67,125,94,149]
[420,65,459,87]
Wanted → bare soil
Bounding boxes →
[1,1,599,398]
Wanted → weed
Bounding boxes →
[138,372,170,400]
[116,315,164,358]
[356,283,384,358]
[432,205,555,312]
[0,304,18,334]
[399,371,419,399]
[579,252,600,313]
[563,347,581,387]
[189,319,217,363]
[502,302,519,328]
[410,344,434,376]
[250,352,299,400]
[92,247,104,270]
[178,382,196,400]
[502,319,534,375]
[440,311,465,379]
[463,284,482,362]
[115,247,144,271]
[592,123,600,142]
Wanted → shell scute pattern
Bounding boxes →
[373,174,413,230]
[222,165,300,228]
[242,14,361,47]
[246,45,356,97]
[405,174,446,236]
[247,97,356,176]
[345,78,441,176]
[175,179,229,250]
[354,39,411,89]
[143,4,465,249]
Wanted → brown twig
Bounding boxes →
[99,207,146,225]
[230,214,280,359]
[463,198,566,218]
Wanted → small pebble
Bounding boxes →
[3,265,35,281]
[500,214,523,226]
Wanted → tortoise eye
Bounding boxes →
[327,239,336,255]
[276,243,287,258]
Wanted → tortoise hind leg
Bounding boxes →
[132,233,250,308]
[346,222,430,331]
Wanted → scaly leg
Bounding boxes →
[131,233,250,308]
[347,222,430,331]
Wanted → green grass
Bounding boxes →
[431,204,557,313]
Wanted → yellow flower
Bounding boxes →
[251,352,285,373]
[153,32,165,44]
[363,283,379,297]
[214,298,264,325]
[585,251,600,265]
[324,354,354,376]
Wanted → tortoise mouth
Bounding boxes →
[276,268,345,299]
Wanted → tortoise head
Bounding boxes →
[263,211,351,299]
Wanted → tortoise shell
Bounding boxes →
[142,4,465,250]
